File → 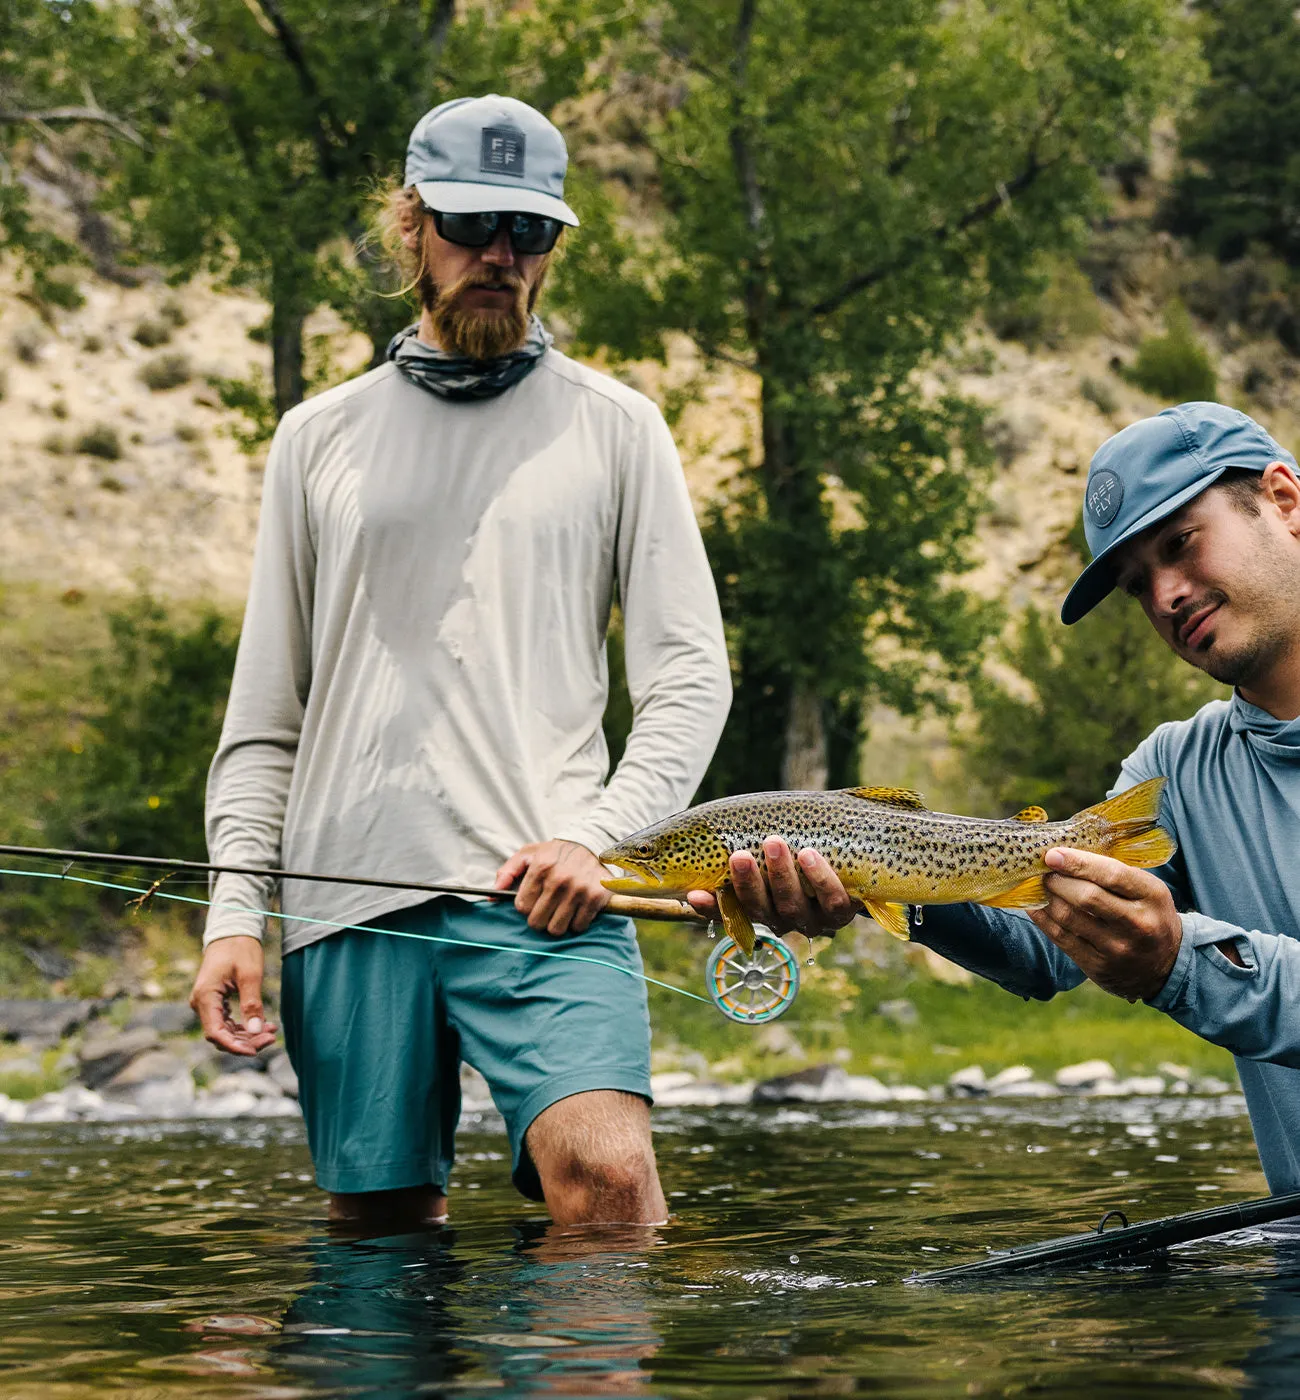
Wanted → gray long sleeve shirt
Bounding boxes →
[914,693,1300,1192]
[203,350,731,953]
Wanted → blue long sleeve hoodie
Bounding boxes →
[914,693,1300,1192]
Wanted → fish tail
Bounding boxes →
[1081,776,1165,828]
[1077,776,1177,869]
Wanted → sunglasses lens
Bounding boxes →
[436,210,500,248]
[509,214,562,254]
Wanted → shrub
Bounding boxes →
[1080,376,1118,416]
[82,334,103,354]
[74,425,122,460]
[12,324,45,364]
[175,422,201,443]
[138,352,192,391]
[49,399,68,420]
[159,297,188,328]
[55,596,238,861]
[42,433,66,455]
[1124,303,1217,403]
[986,255,1104,349]
[35,272,84,311]
[131,317,171,348]
[1178,246,1300,353]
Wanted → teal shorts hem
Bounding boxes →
[510,1068,654,1201]
[313,1156,449,1197]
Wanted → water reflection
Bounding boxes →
[9,1102,1300,1396]
[275,1224,662,1398]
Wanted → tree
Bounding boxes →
[554,0,1187,794]
[1167,0,1300,267]
[107,0,613,416]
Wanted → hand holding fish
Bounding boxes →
[1028,847,1184,1002]
[685,838,859,937]
[495,838,611,935]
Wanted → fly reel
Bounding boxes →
[705,930,800,1023]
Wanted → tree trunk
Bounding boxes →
[271,299,306,417]
[270,258,308,417]
[782,682,828,790]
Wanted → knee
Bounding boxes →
[547,1146,660,1224]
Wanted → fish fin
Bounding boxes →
[982,873,1049,910]
[717,884,757,957]
[1109,825,1178,869]
[1081,776,1166,827]
[864,899,911,941]
[1010,805,1049,823]
[845,786,928,810]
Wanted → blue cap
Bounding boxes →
[1061,402,1297,624]
[405,94,579,227]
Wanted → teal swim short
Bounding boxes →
[279,898,653,1200]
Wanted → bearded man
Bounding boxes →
[693,402,1300,1197]
[189,95,731,1231]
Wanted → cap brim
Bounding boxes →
[1060,468,1228,624]
[414,180,579,226]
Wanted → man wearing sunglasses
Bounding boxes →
[192,95,731,1233]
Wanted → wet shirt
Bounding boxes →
[915,693,1300,1192]
[203,351,731,954]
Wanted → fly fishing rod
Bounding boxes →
[909,1187,1300,1281]
[0,842,706,925]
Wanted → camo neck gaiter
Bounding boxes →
[385,315,554,402]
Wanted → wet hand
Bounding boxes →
[1027,847,1182,1002]
[495,839,611,935]
[189,935,278,1055]
[686,837,859,937]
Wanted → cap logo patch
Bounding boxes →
[1086,468,1124,528]
[481,127,525,177]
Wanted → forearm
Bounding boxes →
[1148,913,1300,1067]
[910,902,1087,1001]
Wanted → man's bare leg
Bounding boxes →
[526,1090,667,1226]
[327,1185,448,1236]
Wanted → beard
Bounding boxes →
[1170,541,1298,690]
[419,260,549,362]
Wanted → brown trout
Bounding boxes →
[599,778,1175,954]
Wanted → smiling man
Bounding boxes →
[692,402,1300,1194]
[190,94,730,1232]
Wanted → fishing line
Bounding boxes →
[0,864,712,1005]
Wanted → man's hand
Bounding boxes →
[1027,847,1184,1001]
[685,837,859,936]
[495,839,611,935]
[189,935,279,1055]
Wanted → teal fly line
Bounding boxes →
[0,864,712,1004]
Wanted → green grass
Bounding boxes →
[638,921,1237,1087]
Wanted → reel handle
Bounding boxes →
[605,894,707,924]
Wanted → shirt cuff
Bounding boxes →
[1145,911,1198,1012]
[552,823,617,861]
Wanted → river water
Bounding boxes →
[3,1096,1300,1397]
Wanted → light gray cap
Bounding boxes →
[405,94,579,226]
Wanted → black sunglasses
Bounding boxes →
[427,207,564,255]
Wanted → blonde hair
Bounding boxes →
[366,178,432,305]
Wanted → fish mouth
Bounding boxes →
[598,852,668,895]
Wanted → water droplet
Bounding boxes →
[914,905,925,926]
[707,921,717,940]
[789,1254,799,1264]
[806,956,815,967]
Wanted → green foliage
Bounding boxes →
[1080,376,1120,416]
[73,425,122,460]
[55,597,237,863]
[1168,0,1300,268]
[555,0,1187,792]
[602,609,635,774]
[207,374,278,454]
[1124,302,1217,402]
[986,254,1106,349]
[964,582,1224,818]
